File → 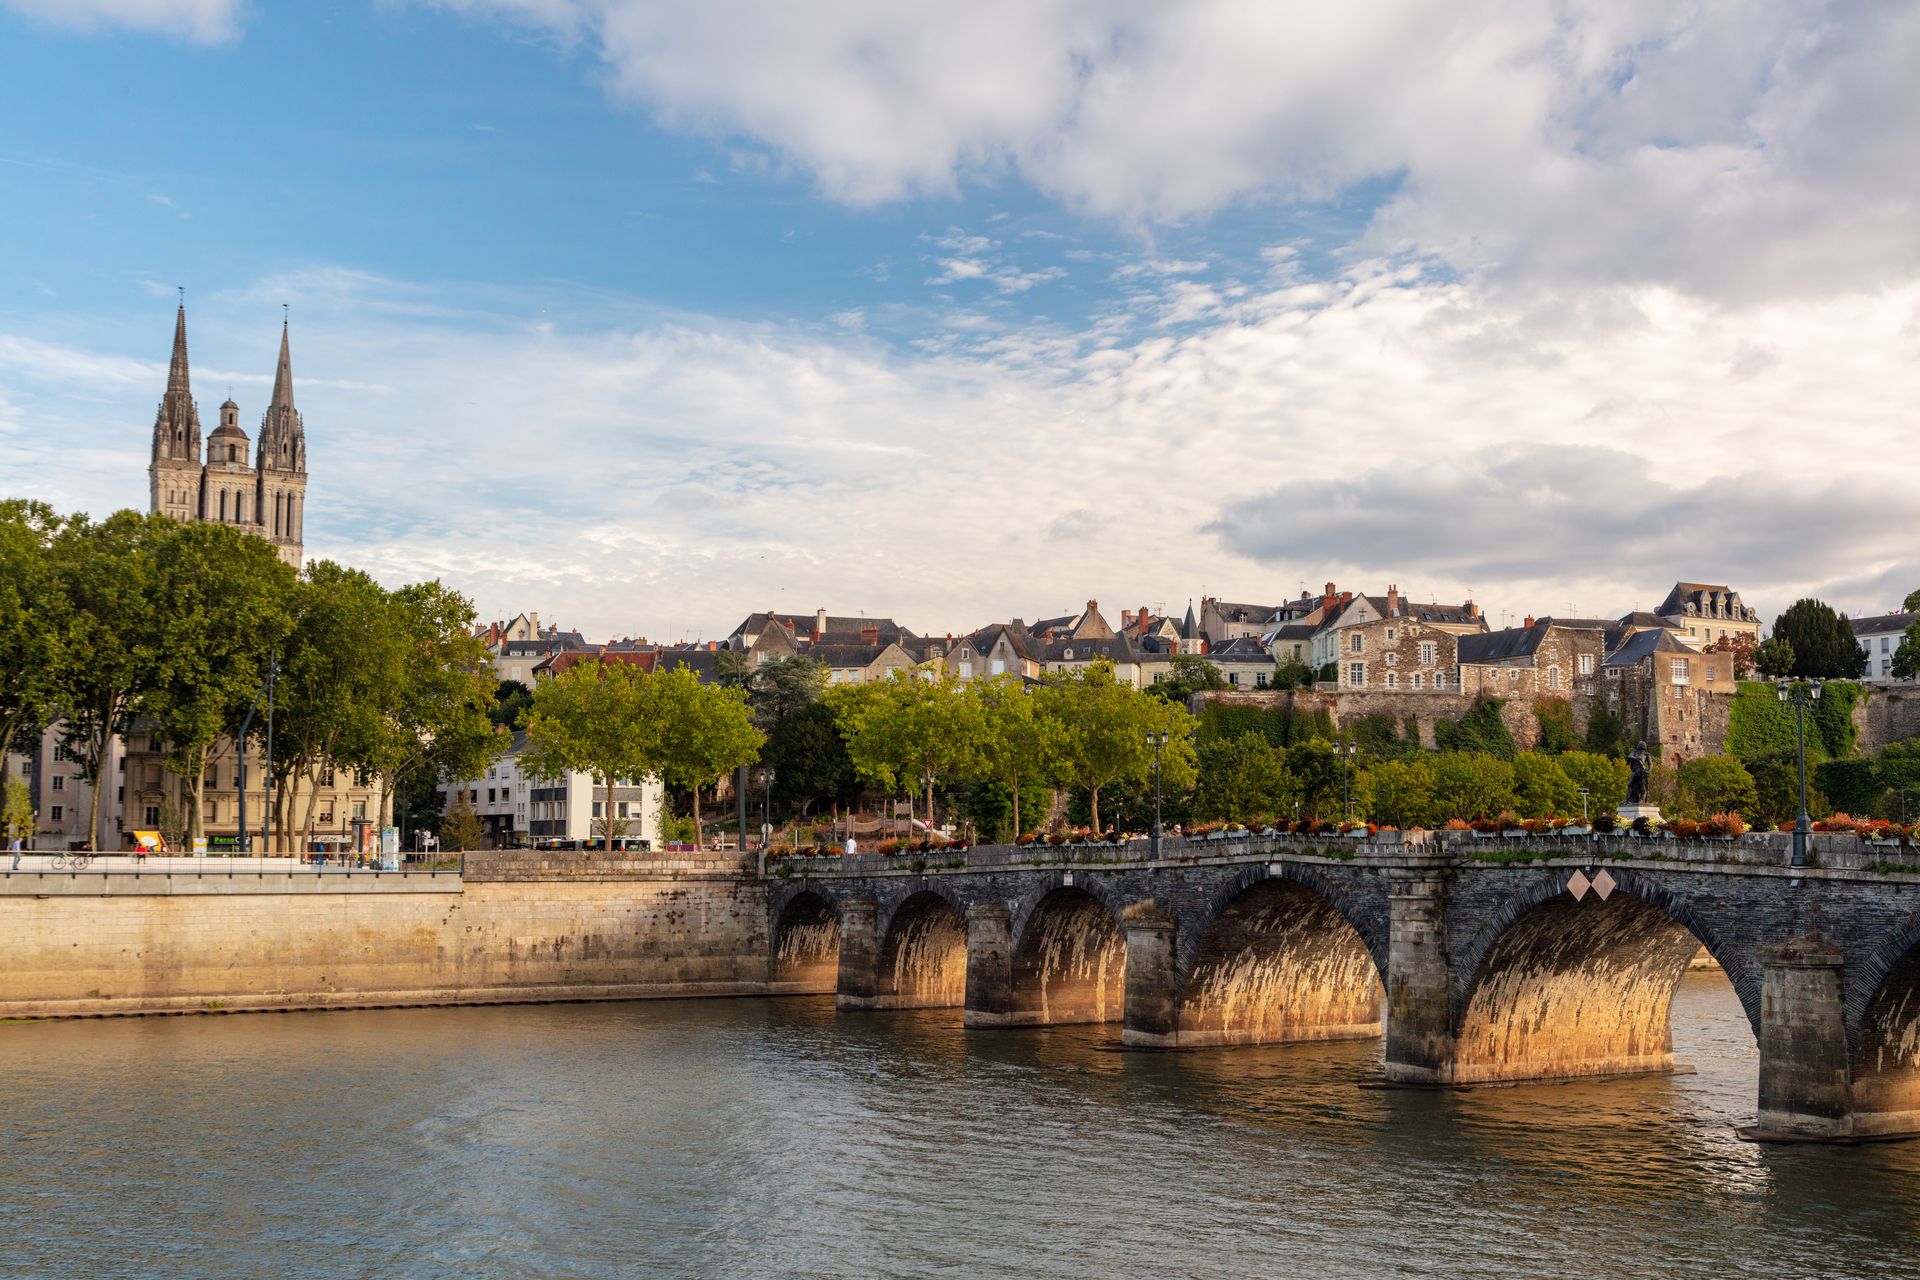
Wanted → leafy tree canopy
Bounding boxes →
[1771,598,1867,679]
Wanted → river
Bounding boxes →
[4,972,1916,1279]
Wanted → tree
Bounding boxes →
[1893,620,1920,682]
[640,666,763,848]
[1435,697,1516,758]
[829,667,982,832]
[969,673,1064,837]
[1192,732,1295,822]
[1583,702,1629,757]
[1676,754,1759,820]
[134,520,296,844]
[1362,758,1434,829]
[2,776,31,845]
[0,499,61,785]
[1286,738,1341,818]
[1532,699,1575,754]
[364,580,505,831]
[491,679,533,730]
[1753,636,1796,679]
[745,654,828,725]
[1429,753,1517,822]
[1558,751,1630,817]
[762,700,858,817]
[1705,632,1759,680]
[440,789,482,851]
[1905,588,1920,614]
[1041,661,1194,831]
[520,659,656,852]
[1511,751,1578,818]
[1146,655,1227,702]
[44,511,167,848]
[1771,599,1867,679]
[1270,656,1315,690]
[1877,741,1920,822]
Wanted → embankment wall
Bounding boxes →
[0,854,771,1017]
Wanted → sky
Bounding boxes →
[0,0,1915,642]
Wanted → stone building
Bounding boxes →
[1601,628,1737,761]
[147,303,308,569]
[1330,590,1486,690]
[1457,617,1612,699]
[1853,611,1916,685]
[1654,582,1761,651]
[442,731,663,849]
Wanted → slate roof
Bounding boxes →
[1853,612,1916,638]
[733,611,914,641]
[1656,582,1757,621]
[1458,624,1547,664]
[1603,628,1695,667]
[1210,601,1279,624]
[1209,635,1274,663]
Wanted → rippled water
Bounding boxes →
[4,973,1918,1279]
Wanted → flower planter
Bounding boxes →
[1344,830,1368,839]
[1501,830,1524,838]
[1562,826,1591,837]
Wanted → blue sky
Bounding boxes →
[0,1,1915,639]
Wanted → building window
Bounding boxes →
[50,775,63,791]
[1671,658,1690,683]
[1255,672,1268,688]
[1385,652,1398,666]
[1348,662,1366,686]
[1385,672,1398,689]
[1386,629,1396,641]
[144,805,160,825]
[1350,634,1363,653]
[50,805,62,822]
[1548,667,1561,690]
[1706,666,1716,683]
[1509,668,1520,681]
[1578,653,1595,676]
[487,788,496,803]
[1418,642,1436,665]
[990,658,1005,676]
[351,801,366,820]
[592,801,603,818]
[1412,673,1425,690]
[958,662,973,680]
[1883,637,1892,653]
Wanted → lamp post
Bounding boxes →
[1776,678,1823,869]
[1339,739,1358,824]
[1146,730,1169,861]
[754,765,775,849]
[1577,787,1590,824]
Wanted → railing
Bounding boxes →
[0,851,464,878]
[774,828,1920,878]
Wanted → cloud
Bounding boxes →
[429,0,1920,300]
[0,0,246,41]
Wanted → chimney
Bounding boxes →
[814,607,827,641]
[1523,614,1536,630]
[1466,599,1479,619]
[862,624,879,645]
[1121,610,1134,628]
[1387,584,1399,617]
[1323,581,1337,613]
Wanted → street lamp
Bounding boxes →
[1577,787,1590,824]
[754,765,775,849]
[1339,739,1358,824]
[1775,678,1823,869]
[1146,730,1169,861]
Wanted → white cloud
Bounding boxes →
[0,0,245,41]
[1,261,1914,639]
[434,0,1920,301]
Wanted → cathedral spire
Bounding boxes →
[167,298,192,397]
[269,313,295,416]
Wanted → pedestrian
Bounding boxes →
[8,834,21,872]
[844,834,857,857]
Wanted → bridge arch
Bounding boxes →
[1172,866,1387,1048]
[873,889,969,1009]
[1846,913,1920,1123]
[1451,869,1758,1083]
[1009,884,1126,1025]
[770,888,840,992]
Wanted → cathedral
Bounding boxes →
[147,303,308,569]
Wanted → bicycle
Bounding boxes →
[51,851,94,870]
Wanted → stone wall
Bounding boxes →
[0,865,770,1018]
[1858,688,1920,753]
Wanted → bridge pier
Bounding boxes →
[1746,942,1855,1140]
[835,894,882,1012]
[1382,856,1455,1084]
[1120,905,1177,1048]
[962,902,1014,1028]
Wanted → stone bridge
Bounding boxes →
[767,831,1920,1142]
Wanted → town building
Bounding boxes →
[1601,628,1737,761]
[1853,612,1916,685]
[442,731,663,849]
[1654,582,1761,650]
[1324,588,1486,687]
[481,612,590,686]
[147,303,308,569]
[1457,618,1613,699]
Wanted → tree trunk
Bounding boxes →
[690,783,704,848]
[85,719,108,852]
[301,765,321,852]
[1011,774,1021,840]
[925,770,935,835]
[184,743,208,844]
[1089,782,1101,834]
[603,774,616,851]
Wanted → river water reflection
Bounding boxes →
[4,972,1917,1278]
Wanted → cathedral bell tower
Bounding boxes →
[148,302,203,522]
[255,319,307,568]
